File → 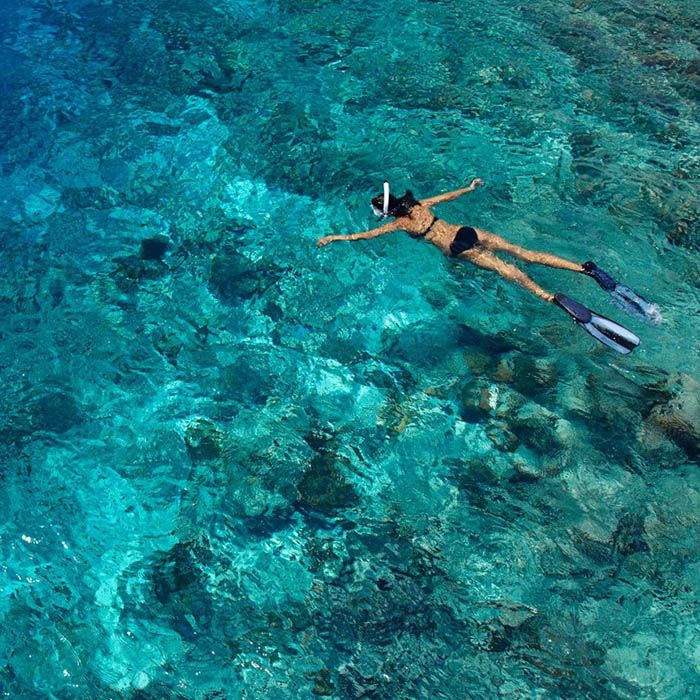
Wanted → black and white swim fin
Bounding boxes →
[583,261,662,325]
[554,293,640,354]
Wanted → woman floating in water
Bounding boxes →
[317,180,659,354]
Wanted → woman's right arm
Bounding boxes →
[316,220,401,247]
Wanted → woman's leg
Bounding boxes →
[476,229,584,273]
[462,248,554,302]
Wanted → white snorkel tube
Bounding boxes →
[372,181,391,219]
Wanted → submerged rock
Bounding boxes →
[23,186,61,223]
[646,372,700,459]
[450,458,501,509]
[139,235,170,260]
[513,356,559,394]
[208,246,282,303]
[493,357,514,383]
[47,276,65,308]
[568,527,612,565]
[153,329,183,366]
[153,538,207,604]
[3,388,82,442]
[30,390,82,434]
[510,403,564,455]
[184,418,225,462]
[510,458,542,482]
[296,450,359,514]
[664,204,700,251]
[61,185,119,210]
[308,668,335,697]
[491,601,539,629]
[149,536,214,642]
[460,381,504,422]
[611,513,649,556]
[486,421,519,452]
[111,254,166,291]
[217,351,278,406]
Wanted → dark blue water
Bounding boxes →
[1,0,699,697]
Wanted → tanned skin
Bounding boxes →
[316,179,584,303]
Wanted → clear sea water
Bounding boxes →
[1,0,700,697]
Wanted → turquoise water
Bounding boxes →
[1,0,700,696]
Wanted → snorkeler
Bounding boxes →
[316,180,659,354]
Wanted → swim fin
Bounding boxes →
[554,293,640,354]
[582,261,662,324]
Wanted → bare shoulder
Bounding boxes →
[392,214,413,230]
[412,203,435,220]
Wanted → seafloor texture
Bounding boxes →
[1,0,699,697]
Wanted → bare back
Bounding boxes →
[394,202,461,255]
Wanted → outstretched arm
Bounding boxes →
[317,219,401,247]
[421,178,483,207]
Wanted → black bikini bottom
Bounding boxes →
[449,226,479,256]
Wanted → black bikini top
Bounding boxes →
[410,215,438,239]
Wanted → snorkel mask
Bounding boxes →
[372,181,390,219]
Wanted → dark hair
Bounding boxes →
[371,190,420,218]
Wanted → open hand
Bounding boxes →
[316,235,337,247]
[469,178,484,189]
